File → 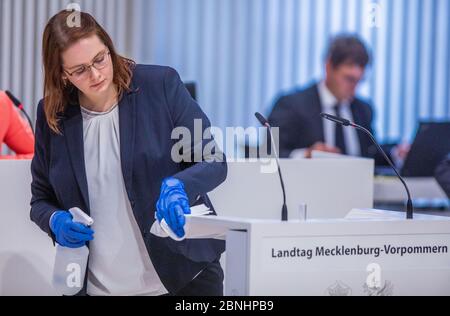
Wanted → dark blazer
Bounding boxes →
[268,83,375,159]
[30,65,227,295]
[435,154,450,198]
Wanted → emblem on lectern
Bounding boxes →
[363,280,394,296]
[325,281,352,296]
[364,263,394,296]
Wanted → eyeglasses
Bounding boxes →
[64,50,111,80]
[342,74,362,86]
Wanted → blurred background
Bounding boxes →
[1,0,449,149]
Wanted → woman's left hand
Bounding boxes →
[156,178,191,238]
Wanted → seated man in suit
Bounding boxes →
[268,34,381,160]
[435,154,450,198]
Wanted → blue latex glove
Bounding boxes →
[156,178,191,238]
[50,211,94,248]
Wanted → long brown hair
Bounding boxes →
[42,10,135,134]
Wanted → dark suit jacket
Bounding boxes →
[30,65,227,295]
[435,154,450,198]
[268,83,375,159]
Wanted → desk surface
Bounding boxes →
[374,202,450,217]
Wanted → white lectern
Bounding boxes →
[189,211,450,296]
[2,159,449,296]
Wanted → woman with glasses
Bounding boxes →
[30,10,227,296]
[0,90,34,159]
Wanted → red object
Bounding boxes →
[0,90,35,159]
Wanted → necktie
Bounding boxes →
[333,104,347,155]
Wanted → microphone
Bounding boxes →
[5,90,34,134]
[320,112,414,220]
[320,112,351,127]
[255,112,288,221]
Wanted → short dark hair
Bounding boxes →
[326,34,371,68]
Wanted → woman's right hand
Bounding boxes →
[50,211,94,248]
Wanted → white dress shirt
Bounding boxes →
[290,82,361,158]
[318,81,361,157]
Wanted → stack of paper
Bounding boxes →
[150,204,226,241]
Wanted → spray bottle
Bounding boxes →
[52,207,93,296]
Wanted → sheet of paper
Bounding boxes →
[150,204,226,241]
[187,204,213,217]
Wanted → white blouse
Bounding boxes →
[81,104,167,296]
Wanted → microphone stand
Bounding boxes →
[321,112,414,219]
[255,112,288,221]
